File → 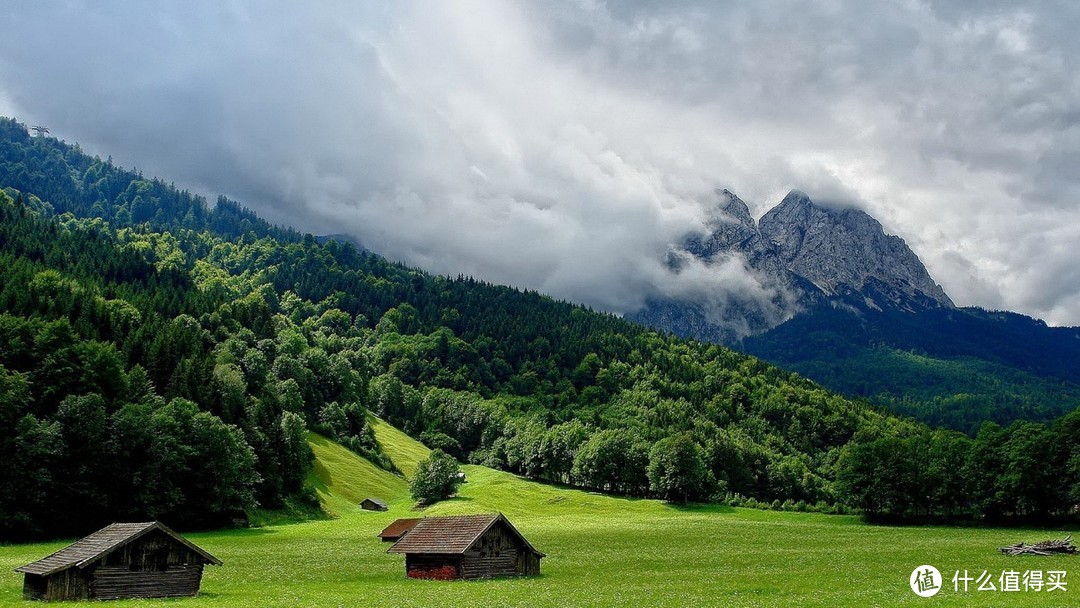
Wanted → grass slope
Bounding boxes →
[306,432,410,515]
[0,424,1075,607]
[368,414,431,479]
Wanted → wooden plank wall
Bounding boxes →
[41,568,90,601]
[519,552,541,576]
[100,529,204,570]
[461,524,523,578]
[92,564,204,600]
[460,551,518,578]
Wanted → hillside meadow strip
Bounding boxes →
[1,431,1073,607]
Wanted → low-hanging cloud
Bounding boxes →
[1,0,1078,325]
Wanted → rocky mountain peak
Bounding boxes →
[758,191,952,307]
[632,188,954,344]
[713,188,755,227]
[690,189,761,257]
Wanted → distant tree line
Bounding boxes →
[837,414,1080,523]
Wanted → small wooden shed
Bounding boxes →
[14,521,221,601]
[360,497,388,512]
[378,518,423,542]
[387,513,544,579]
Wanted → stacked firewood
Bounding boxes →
[999,535,1076,556]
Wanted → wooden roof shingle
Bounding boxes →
[386,513,544,556]
[14,522,222,576]
[378,518,423,541]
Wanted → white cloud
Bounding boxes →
[0,0,1078,325]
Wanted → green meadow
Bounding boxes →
[0,417,1074,607]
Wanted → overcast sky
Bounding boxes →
[1,0,1078,326]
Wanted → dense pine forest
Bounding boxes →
[1,117,1078,540]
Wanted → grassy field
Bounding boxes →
[0,416,1074,607]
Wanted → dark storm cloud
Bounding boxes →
[1,0,1078,325]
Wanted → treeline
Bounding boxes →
[0,117,1077,540]
[838,413,1080,522]
[0,117,301,244]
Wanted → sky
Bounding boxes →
[1,0,1078,326]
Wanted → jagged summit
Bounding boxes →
[776,189,812,206]
[633,189,953,343]
[759,191,952,307]
[713,188,755,226]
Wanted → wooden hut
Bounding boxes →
[360,498,388,512]
[378,518,422,542]
[14,522,221,601]
[387,513,544,579]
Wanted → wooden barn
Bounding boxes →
[387,513,544,579]
[360,497,388,512]
[14,522,221,601]
[378,518,422,542]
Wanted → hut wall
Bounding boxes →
[85,530,208,599]
[518,551,542,576]
[25,569,91,601]
[460,524,523,579]
[46,569,91,601]
[92,564,205,600]
[99,529,204,570]
[405,555,461,580]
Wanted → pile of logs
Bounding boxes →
[999,535,1076,556]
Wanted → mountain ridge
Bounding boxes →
[634,188,953,343]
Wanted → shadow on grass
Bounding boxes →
[663,502,737,514]
[205,525,282,538]
[410,495,476,512]
[862,513,1080,532]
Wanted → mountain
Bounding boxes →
[633,189,952,343]
[632,189,1080,432]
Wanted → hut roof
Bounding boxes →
[378,518,423,540]
[387,513,544,557]
[14,522,222,576]
[362,497,388,508]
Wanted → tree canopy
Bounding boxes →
[410,450,463,505]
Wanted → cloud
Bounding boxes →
[0,0,1078,325]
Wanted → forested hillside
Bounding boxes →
[1,117,1077,540]
[743,300,1080,433]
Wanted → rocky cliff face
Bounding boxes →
[632,189,952,343]
[758,191,951,307]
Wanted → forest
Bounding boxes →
[743,297,1080,433]
[1,116,1078,540]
